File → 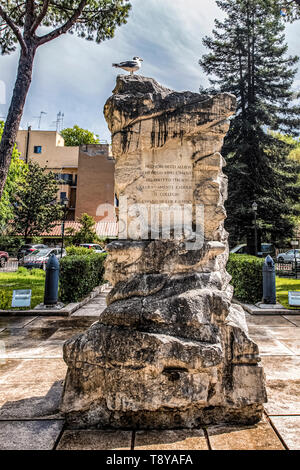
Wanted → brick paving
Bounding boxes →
[0,289,299,450]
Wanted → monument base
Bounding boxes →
[61,271,266,430]
[60,75,267,429]
[64,403,264,430]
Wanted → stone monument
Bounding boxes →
[61,75,267,429]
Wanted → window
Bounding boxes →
[60,192,67,202]
[55,173,73,185]
[34,146,42,154]
[261,244,272,252]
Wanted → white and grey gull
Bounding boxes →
[112,56,143,75]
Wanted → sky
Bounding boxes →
[0,0,299,142]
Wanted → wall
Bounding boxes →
[75,144,115,222]
[16,130,79,168]
[16,130,79,220]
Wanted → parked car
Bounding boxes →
[20,248,66,270]
[230,244,248,254]
[277,249,300,263]
[258,243,276,258]
[79,243,106,253]
[17,244,48,261]
[230,243,276,258]
[0,250,9,267]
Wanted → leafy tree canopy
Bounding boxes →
[0,1,131,199]
[274,0,300,22]
[61,125,100,146]
[10,161,63,241]
[272,132,300,162]
[0,120,27,228]
[66,212,100,245]
[0,0,131,55]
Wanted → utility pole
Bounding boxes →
[252,202,258,257]
[61,196,69,259]
[25,125,31,163]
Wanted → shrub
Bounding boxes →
[17,266,29,275]
[227,253,264,304]
[66,213,100,245]
[66,245,94,256]
[29,268,46,277]
[0,290,11,309]
[0,235,22,257]
[59,253,106,303]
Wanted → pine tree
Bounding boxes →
[0,1,131,198]
[200,0,300,249]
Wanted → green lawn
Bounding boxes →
[0,269,298,311]
[0,268,45,310]
[276,277,300,309]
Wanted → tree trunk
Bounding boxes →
[0,45,36,197]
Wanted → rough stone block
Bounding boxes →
[61,75,266,429]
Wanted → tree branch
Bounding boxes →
[37,0,88,46]
[30,0,49,34]
[0,5,27,54]
[24,0,35,35]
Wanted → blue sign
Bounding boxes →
[12,289,32,308]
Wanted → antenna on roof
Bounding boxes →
[52,111,65,132]
[33,111,47,129]
[50,111,65,132]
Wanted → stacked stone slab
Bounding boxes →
[61,75,267,429]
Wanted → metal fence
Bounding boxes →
[276,262,300,278]
[0,259,18,272]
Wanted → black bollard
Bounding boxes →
[44,254,59,305]
[262,255,276,304]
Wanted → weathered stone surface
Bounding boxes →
[0,420,64,451]
[61,75,266,429]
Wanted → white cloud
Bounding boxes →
[0,0,299,141]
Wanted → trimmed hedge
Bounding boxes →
[66,245,95,256]
[227,253,264,304]
[59,253,106,303]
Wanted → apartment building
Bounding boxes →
[75,144,115,222]
[16,129,115,222]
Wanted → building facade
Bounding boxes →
[75,144,115,222]
[16,129,115,223]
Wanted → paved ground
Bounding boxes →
[0,288,299,450]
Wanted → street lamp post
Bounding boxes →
[291,239,298,279]
[61,197,69,259]
[252,202,258,257]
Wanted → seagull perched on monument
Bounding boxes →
[112,57,143,75]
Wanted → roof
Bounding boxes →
[40,220,118,238]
